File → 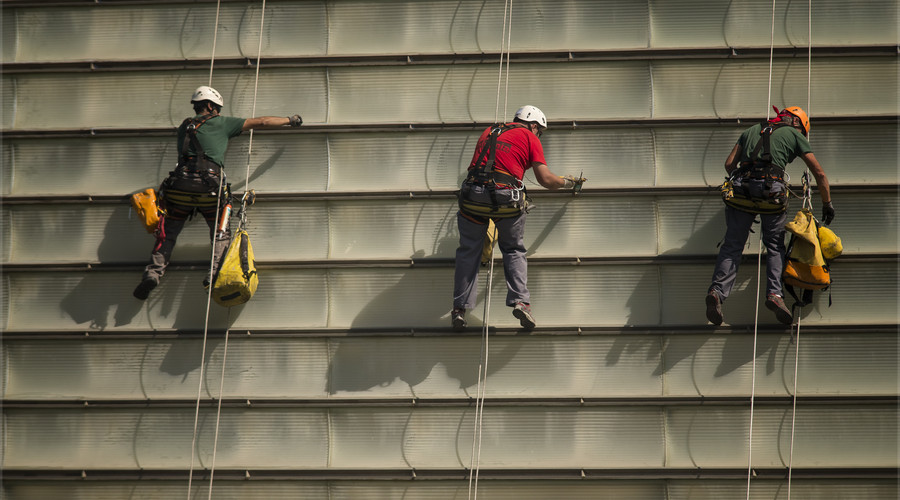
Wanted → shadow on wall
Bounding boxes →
[60,205,146,330]
[608,201,782,379]
[325,334,526,395]
[59,204,241,337]
[327,194,576,395]
[328,219,527,394]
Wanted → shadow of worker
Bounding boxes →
[328,229,524,395]
[606,198,781,379]
[60,205,146,330]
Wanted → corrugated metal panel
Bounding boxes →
[329,0,651,54]
[4,3,329,63]
[665,406,898,468]
[3,58,895,130]
[4,124,896,196]
[650,58,897,119]
[2,193,896,264]
[3,406,896,469]
[651,0,898,47]
[2,263,897,331]
[3,334,897,400]
[2,479,897,500]
[5,0,897,64]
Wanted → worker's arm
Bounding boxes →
[242,114,302,131]
[532,162,575,190]
[724,144,742,175]
[532,162,567,190]
[800,152,831,204]
[801,151,835,224]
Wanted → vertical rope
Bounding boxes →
[746,238,763,500]
[467,234,495,500]
[189,2,265,498]
[188,3,224,497]
[787,316,801,499]
[208,0,223,86]
[470,1,513,495]
[206,314,231,500]
[502,1,513,119]
[493,0,510,123]
[787,5,813,498]
[747,2,780,496]
[243,0,268,187]
[207,2,267,498]
[765,0,776,121]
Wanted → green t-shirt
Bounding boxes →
[177,114,246,168]
[737,123,813,168]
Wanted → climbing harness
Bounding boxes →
[458,123,531,220]
[186,1,267,499]
[468,2,514,499]
[721,118,793,214]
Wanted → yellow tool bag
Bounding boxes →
[781,208,844,308]
[130,188,162,233]
[212,229,259,307]
[818,226,843,261]
[481,219,498,266]
[783,209,830,290]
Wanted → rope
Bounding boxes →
[467,226,496,500]
[765,0,776,121]
[746,2,781,496]
[745,237,763,500]
[787,313,801,499]
[188,1,267,498]
[787,4,813,497]
[188,2,224,493]
[208,0,222,86]
[493,0,511,123]
[207,2,267,498]
[470,2,514,498]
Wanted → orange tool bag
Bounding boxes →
[131,188,162,233]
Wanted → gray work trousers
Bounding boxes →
[453,185,529,310]
[709,205,789,300]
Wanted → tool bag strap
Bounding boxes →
[178,114,221,173]
[469,123,524,183]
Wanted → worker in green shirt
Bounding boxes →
[706,106,833,326]
[134,86,302,300]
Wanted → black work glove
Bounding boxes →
[822,201,835,225]
[288,114,303,127]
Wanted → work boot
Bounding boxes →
[133,277,158,300]
[513,302,536,330]
[451,308,467,332]
[765,294,793,325]
[705,291,723,326]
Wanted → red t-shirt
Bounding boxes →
[468,123,546,180]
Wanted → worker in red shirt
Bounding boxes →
[452,105,584,331]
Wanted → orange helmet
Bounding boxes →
[784,106,810,136]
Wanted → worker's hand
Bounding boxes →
[822,201,835,225]
[288,114,303,127]
[561,175,586,191]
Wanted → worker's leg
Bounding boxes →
[709,206,756,300]
[495,210,529,307]
[142,212,188,283]
[760,210,789,297]
[200,204,231,283]
[453,211,489,310]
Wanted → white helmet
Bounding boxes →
[514,105,547,129]
[191,86,224,107]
